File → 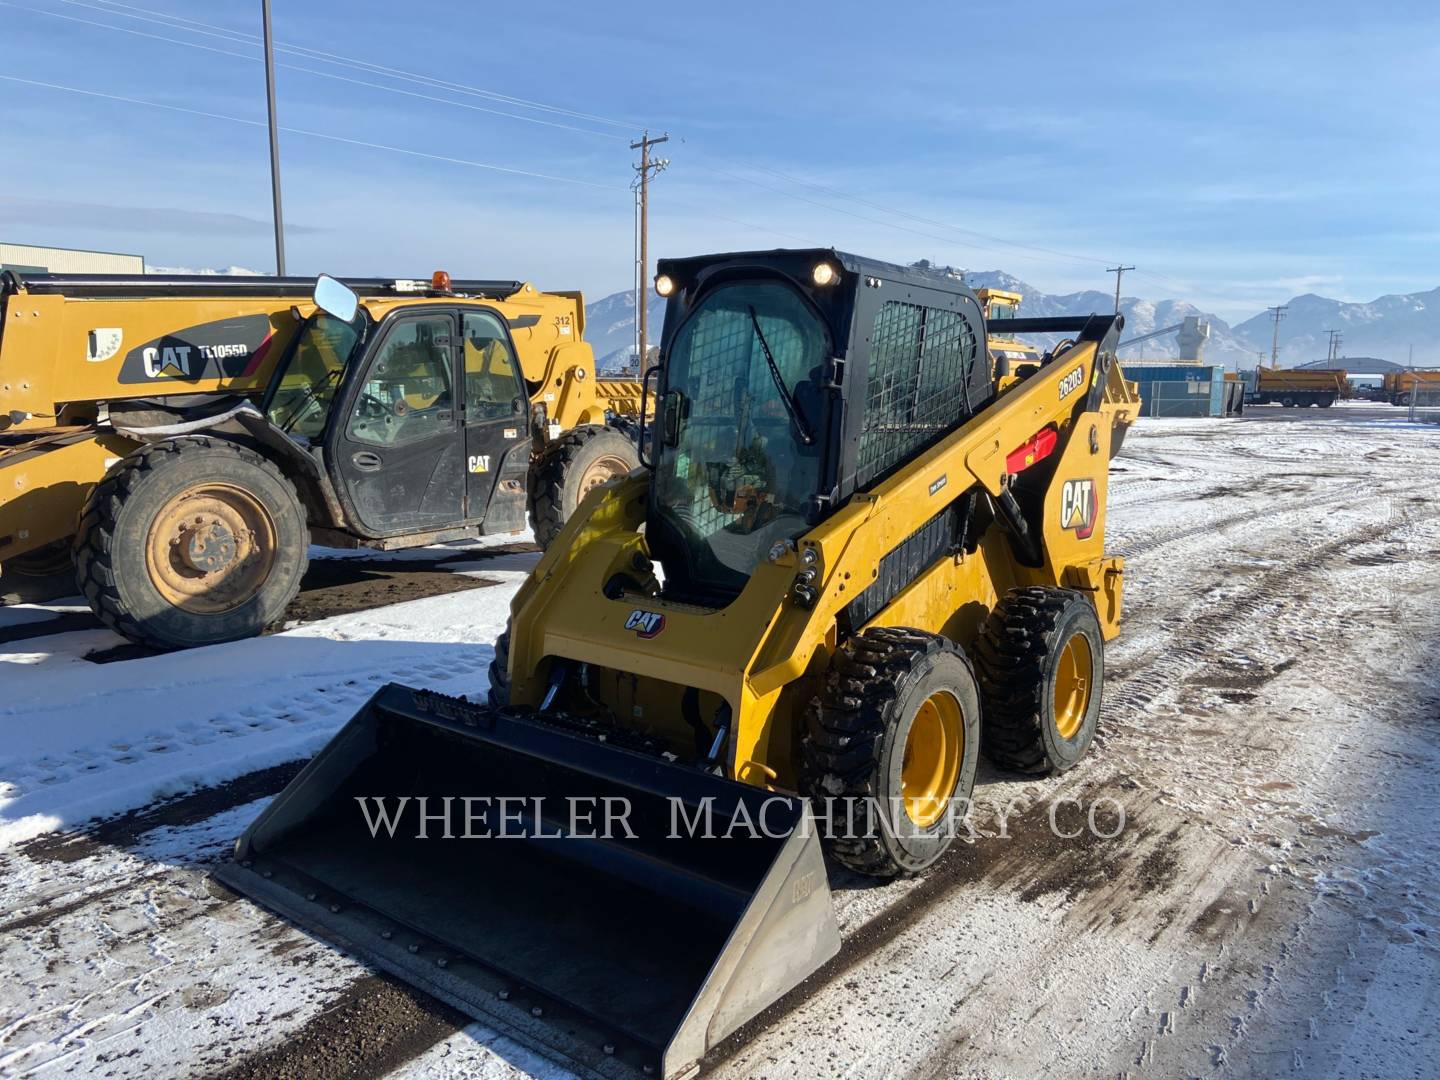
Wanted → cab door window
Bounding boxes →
[462,312,523,420]
[347,314,455,446]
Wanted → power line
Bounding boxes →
[66,0,647,131]
[29,0,1201,298]
[5,2,631,140]
[731,161,1116,268]
[0,73,624,190]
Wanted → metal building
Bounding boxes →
[1125,362,1227,418]
[0,242,144,275]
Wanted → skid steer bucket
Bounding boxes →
[216,684,840,1079]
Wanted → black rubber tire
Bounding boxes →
[0,540,78,605]
[487,625,512,708]
[800,626,981,878]
[1281,397,1296,408]
[73,437,308,650]
[1397,393,1411,407]
[527,425,639,550]
[1318,398,1334,408]
[974,586,1104,774]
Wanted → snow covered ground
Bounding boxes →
[1,402,1438,1078]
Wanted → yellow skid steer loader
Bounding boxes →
[218,249,1139,1078]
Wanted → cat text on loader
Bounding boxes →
[0,271,644,646]
[217,250,1139,1078]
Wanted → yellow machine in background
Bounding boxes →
[220,249,1139,1079]
[1382,368,1440,406]
[0,270,645,644]
[1250,365,1346,407]
[975,286,1044,368]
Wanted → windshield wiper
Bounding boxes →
[747,306,814,446]
[278,366,342,433]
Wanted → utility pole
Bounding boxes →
[630,131,669,365]
[1267,305,1288,366]
[1324,329,1342,364]
[1106,265,1134,314]
[261,0,286,275]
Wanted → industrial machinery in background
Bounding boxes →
[1245,366,1347,407]
[1117,314,1210,363]
[219,249,1141,1079]
[1381,369,1440,406]
[975,287,1043,368]
[0,271,645,645]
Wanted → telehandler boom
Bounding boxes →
[219,249,1140,1079]
[0,271,645,645]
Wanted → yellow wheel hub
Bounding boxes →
[145,483,277,615]
[901,690,964,827]
[578,454,632,500]
[1053,634,1093,739]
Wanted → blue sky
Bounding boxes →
[2,0,1437,321]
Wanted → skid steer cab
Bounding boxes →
[0,270,643,649]
[218,249,1141,1078]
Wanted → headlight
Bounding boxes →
[654,274,676,297]
[811,262,839,287]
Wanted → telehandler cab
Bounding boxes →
[0,271,644,647]
[219,249,1139,1079]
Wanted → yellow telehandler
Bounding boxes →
[218,249,1139,1078]
[0,270,644,646]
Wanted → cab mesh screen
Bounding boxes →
[857,301,980,486]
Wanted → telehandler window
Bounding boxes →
[347,315,455,447]
[462,312,521,420]
[265,314,361,439]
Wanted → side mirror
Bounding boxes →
[313,274,358,322]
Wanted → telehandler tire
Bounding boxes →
[0,540,77,605]
[975,587,1103,774]
[527,425,639,550]
[801,626,981,877]
[74,437,308,651]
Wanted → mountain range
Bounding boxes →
[140,264,1438,371]
[582,267,1440,372]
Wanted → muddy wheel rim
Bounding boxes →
[145,483,277,615]
[577,453,632,500]
[901,690,963,827]
[1053,634,1093,740]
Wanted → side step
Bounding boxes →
[215,684,839,1079]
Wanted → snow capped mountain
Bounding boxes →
[577,268,1440,372]
[584,288,665,371]
[145,265,264,276]
[1228,288,1440,367]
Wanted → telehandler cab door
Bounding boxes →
[459,311,530,525]
[328,309,466,535]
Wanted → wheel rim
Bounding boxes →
[577,453,632,500]
[144,482,277,615]
[1053,633,1094,739]
[901,690,964,827]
